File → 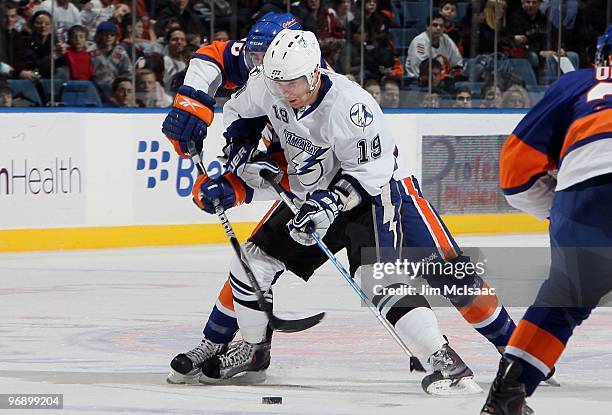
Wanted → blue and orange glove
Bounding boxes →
[162,85,216,158]
[192,173,254,214]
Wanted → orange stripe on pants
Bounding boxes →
[457,281,499,325]
[508,319,565,369]
[217,279,235,311]
[403,178,456,260]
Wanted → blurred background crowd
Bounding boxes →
[0,0,609,108]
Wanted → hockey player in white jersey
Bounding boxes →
[188,29,520,394]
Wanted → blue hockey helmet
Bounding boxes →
[595,24,612,66]
[244,12,302,69]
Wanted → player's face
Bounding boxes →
[267,68,320,109]
[250,52,265,67]
[273,76,313,108]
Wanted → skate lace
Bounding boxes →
[429,347,453,372]
[219,342,254,367]
[185,340,222,365]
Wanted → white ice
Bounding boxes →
[1,233,611,414]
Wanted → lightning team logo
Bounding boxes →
[350,103,374,130]
[284,130,329,186]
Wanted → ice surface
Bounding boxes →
[1,234,611,414]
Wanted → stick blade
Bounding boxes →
[271,312,325,333]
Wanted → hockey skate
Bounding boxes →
[200,339,271,384]
[421,344,483,396]
[166,338,228,384]
[481,357,533,415]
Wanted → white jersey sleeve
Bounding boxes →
[182,59,224,97]
[222,67,270,138]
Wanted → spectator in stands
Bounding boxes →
[56,24,95,80]
[454,86,472,108]
[1,2,25,79]
[422,92,441,108]
[162,28,187,92]
[105,75,133,107]
[331,0,354,34]
[154,0,203,38]
[80,0,114,39]
[477,0,513,55]
[439,0,464,53]
[502,84,531,108]
[34,0,82,37]
[20,10,58,80]
[416,59,455,95]
[135,68,172,107]
[364,78,382,105]
[508,0,579,80]
[119,14,156,59]
[292,0,343,39]
[405,12,463,79]
[351,0,392,42]
[480,82,503,108]
[214,29,229,41]
[381,76,400,108]
[90,21,132,85]
[364,32,402,80]
[0,83,12,107]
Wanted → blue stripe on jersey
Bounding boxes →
[192,53,226,85]
[295,74,333,120]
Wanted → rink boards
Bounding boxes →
[0,109,547,252]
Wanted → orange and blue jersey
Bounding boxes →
[188,40,251,92]
[500,66,612,219]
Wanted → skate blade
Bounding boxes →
[199,370,267,385]
[425,376,483,396]
[543,373,561,387]
[166,369,202,385]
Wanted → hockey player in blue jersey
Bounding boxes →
[481,24,612,415]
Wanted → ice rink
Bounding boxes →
[1,234,611,414]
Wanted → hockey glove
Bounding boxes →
[192,173,253,214]
[224,142,282,189]
[162,85,216,158]
[289,190,341,246]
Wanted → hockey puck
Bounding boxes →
[261,396,282,404]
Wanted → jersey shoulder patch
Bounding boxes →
[349,102,374,130]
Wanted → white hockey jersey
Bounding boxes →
[405,32,463,78]
[222,69,398,201]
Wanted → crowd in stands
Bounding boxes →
[0,0,608,108]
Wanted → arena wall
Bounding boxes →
[0,108,547,252]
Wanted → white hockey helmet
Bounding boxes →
[263,29,321,90]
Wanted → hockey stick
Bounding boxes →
[187,143,325,333]
[262,171,425,372]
